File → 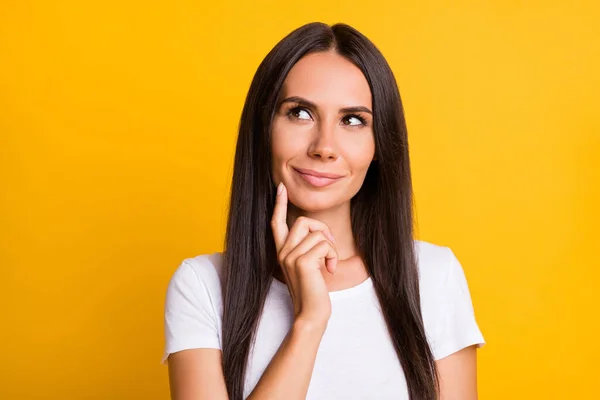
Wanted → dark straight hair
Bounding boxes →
[221,22,438,400]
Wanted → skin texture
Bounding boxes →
[437,345,479,400]
[167,50,479,400]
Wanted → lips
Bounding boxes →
[293,168,344,179]
[293,167,344,188]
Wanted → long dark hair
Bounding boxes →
[221,22,438,400]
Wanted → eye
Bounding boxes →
[288,107,312,121]
[342,115,367,127]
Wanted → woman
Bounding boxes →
[162,22,485,400]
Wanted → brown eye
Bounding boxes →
[289,107,312,120]
[342,115,366,126]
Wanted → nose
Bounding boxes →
[307,120,338,161]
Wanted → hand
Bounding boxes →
[270,182,338,326]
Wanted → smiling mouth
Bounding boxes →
[293,167,344,188]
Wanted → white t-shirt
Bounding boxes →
[162,240,486,399]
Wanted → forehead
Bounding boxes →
[281,51,372,108]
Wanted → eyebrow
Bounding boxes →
[279,96,373,115]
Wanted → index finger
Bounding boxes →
[271,182,289,251]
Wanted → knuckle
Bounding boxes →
[277,251,287,266]
[320,240,335,255]
[318,240,330,249]
[296,254,310,269]
[315,231,327,241]
[283,254,295,269]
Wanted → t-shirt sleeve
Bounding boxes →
[431,248,486,360]
[161,260,221,364]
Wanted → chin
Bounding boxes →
[287,186,343,213]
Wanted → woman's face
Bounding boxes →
[271,51,376,212]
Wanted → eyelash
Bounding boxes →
[286,106,368,127]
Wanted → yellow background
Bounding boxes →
[1,1,598,399]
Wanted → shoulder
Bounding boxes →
[173,252,225,292]
[414,239,476,310]
[414,239,485,360]
[413,239,456,293]
[414,239,462,333]
[165,251,226,318]
[162,252,226,362]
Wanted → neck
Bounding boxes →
[286,201,357,261]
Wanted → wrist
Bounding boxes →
[293,317,328,337]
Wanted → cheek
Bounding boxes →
[345,135,376,174]
[270,120,297,181]
[271,120,308,163]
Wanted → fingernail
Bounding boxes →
[277,182,283,196]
